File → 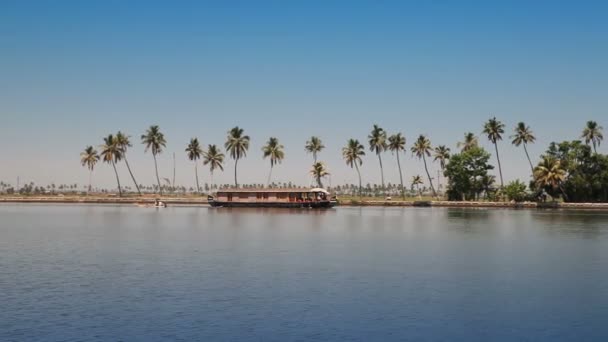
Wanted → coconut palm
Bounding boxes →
[388,133,406,199]
[581,120,603,153]
[411,135,437,197]
[534,156,567,200]
[310,162,330,188]
[100,134,123,197]
[511,122,536,174]
[115,131,141,195]
[185,138,203,193]
[141,125,167,195]
[224,126,250,187]
[433,145,450,192]
[262,137,285,185]
[305,136,325,163]
[483,117,506,188]
[368,124,388,194]
[203,144,225,188]
[80,146,99,193]
[457,132,479,152]
[411,175,423,198]
[342,139,365,198]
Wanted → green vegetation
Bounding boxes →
[141,125,167,195]
[100,134,123,197]
[80,146,99,193]
[388,133,406,200]
[411,135,437,197]
[342,139,365,198]
[511,122,536,174]
[116,131,141,195]
[310,162,330,188]
[368,124,388,194]
[185,138,203,193]
[225,126,250,187]
[502,180,528,202]
[262,137,285,185]
[483,117,505,188]
[444,147,494,201]
[305,136,324,163]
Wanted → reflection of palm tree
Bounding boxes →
[342,139,365,198]
[411,175,423,198]
[115,131,141,195]
[581,120,603,153]
[457,132,479,152]
[483,117,506,187]
[433,145,450,193]
[310,162,330,188]
[305,136,324,163]
[388,133,406,200]
[185,138,203,193]
[80,146,99,193]
[225,127,250,187]
[534,156,567,200]
[262,137,285,185]
[141,125,167,195]
[203,144,225,189]
[100,134,123,197]
[411,135,437,197]
[511,122,536,174]
[368,124,388,193]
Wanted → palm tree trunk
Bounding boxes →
[195,163,200,193]
[317,175,323,188]
[234,158,239,187]
[422,154,437,197]
[523,143,534,175]
[123,156,141,195]
[313,153,317,164]
[88,169,93,194]
[111,160,122,197]
[355,162,362,199]
[396,152,405,200]
[378,154,385,196]
[494,142,504,188]
[153,153,162,195]
[267,165,273,186]
[593,142,597,154]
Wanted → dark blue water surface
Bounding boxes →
[2,204,608,341]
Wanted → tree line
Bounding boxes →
[78,120,605,202]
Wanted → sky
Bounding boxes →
[1,0,607,190]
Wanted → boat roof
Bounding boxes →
[217,187,329,193]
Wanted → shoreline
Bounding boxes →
[2,196,608,210]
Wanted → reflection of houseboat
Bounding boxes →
[208,188,338,208]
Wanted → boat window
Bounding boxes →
[227,194,233,202]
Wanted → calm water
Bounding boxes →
[1,205,608,341]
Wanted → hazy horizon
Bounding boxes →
[1,1,606,190]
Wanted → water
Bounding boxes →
[2,204,608,341]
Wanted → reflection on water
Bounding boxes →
[1,204,608,341]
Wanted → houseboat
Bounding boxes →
[208,188,338,208]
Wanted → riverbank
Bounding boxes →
[2,195,608,210]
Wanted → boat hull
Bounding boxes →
[208,200,337,209]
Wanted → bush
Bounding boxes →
[503,180,528,202]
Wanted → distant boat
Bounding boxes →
[208,188,338,208]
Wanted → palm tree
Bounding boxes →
[411,135,437,197]
[80,146,99,193]
[141,125,167,195]
[310,162,330,188]
[534,156,567,200]
[262,137,285,185]
[342,139,365,198]
[433,145,450,193]
[457,132,479,152]
[483,117,506,188]
[388,133,406,200]
[224,126,250,187]
[411,175,423,198]
[115,131,141,195]
[305,136,325,163]
[185,138,203,193]
[511,122,536,174]
[368,124,388,194]
[100,134,123,197]
[581,120,603,153]
[203,144,225,189]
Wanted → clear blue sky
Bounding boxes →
[1,1,607,190]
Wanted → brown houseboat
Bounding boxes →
[208,188,338,208]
